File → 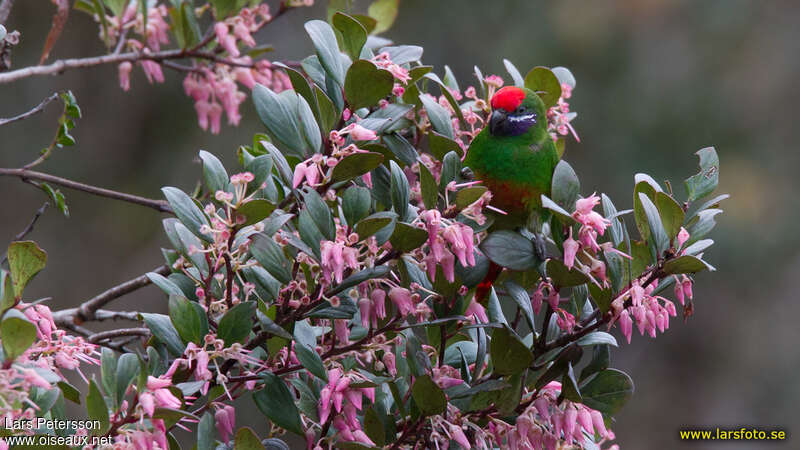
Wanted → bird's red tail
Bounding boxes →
[474,261,503,304]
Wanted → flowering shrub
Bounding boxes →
[0,1,727,449]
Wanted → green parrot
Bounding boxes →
[462,86,560,301]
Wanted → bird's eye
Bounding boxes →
[516,106,527,114]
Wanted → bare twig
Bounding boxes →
[51,265,169,325]
[88,327,150,344]
[1,202,48,265]
[53,308,142,326]
[0,48,262,85]
[0,93,59,127]
[0,167,172,213]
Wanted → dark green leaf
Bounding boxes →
[546,259,590,288]
[418,163,438,210]
[490,326,532,375]
[294,342,328,382]
[411,374,447,415]
[456,186,488,209]
[169,295,208,345]
[344,59,394,109]
[389,222,428,253]
[252,85,308,157]
[198,150,229,194]
[381,134,418,166]
[551,160,580,211]
[250,234,292,284]
[332,152,384,182]
[638,193,669,255]
[254,372,304,435]
[655,192,685,241]
[218,302,256,346]
[141,313,185,356]
[162,187,210,241]
[235,427,266,450]
[504,281,535,331]
[577,331,618,347]
[197,411,215,450]
[302,188,335,241]
[480,231,538,271]
[86,378,110,435]
[419,94,454,139]
[342,186,372,227]
[662,255,711,275]
[580,368,634,415]
[333,12,368,60]
[368,0,399,34]
[389,161,410,220]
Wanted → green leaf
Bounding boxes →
[342,186,372,227]
[686,208,723,246]
[546,259,590,288]
[524,67,562,108]
[1,310,37,361]
[389,222,428,253]
[141,313,185,356]
[577,331,618,347]
[662,255,711,275]
[169,295,208,345]
[367,0,399,34]
[303,188,336,241]
[234,427,266,450]
[423,72,465,127]
[250,234,292,284]
[685,147,719,202]
[7,241,47,299]
[235,199,276,227]
[638,193,669,256]
[503,59,525,87]
[355,211,396,240]
[100,347,117,401]
[490,326,533,375]
[427,131,462,160]
[217,302,256,346]
[381,134,418,167]
[254,372,304,435]
[198,150,229,194]
[305,20,345,86]
[456,186,488,209]
[439,151,462,192]
[58,381,81,404]
[541,195,575,223]
[294,342,328,382]
[411,374,447,415]
[252,85,308,158]
[0,272,13,313]
[419,94,454,139]
[40,182,69,217]
[503,281,535,331]
[115,353,140,405]
[655,192,685,241]
[162,187,210,241]
[580,368,635,415]
[363,406,385,447]
[561,363,582,402]
[86,378,110,435]
[332,152,384,182]
[147,272,185,297]
[480,230,538,271]
[197,411,215,450]
[389,161,411,220]
[333,12,368,60]
[601,194,624,246]
[419,163,438,210]
[551,160,580,211]
[314,85,339,134]
[325,266,391,297]
[297,94,322,153]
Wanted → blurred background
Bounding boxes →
[1,0,798,448]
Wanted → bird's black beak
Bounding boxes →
[488,109,507,136]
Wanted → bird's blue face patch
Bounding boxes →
[489,107,538,137]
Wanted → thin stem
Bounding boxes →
[0,93,59,127]
[0,167,172,213]
[0,202,48,264]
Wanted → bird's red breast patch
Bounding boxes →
[490,86,525,112]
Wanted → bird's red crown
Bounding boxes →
[490,86,525,112]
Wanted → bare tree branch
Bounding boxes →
[53,308,142,326]
[0,167,172,213]
[88,327,150,344]
[51,264,170,325]
[0,92,60,127]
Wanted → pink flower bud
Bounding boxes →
[215,405,235,443]
[318,386,332,424]
[619,310,633,344]
[147,376,172,390]
[563,235,579,269]
[139,392,155,417]
[575,194,600,216]
[450,424,471,449]
[118,62,132,91]
[153,388,181,409]
[382,352,397,377]
[677,227,690,248]
[349,123,378,141]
